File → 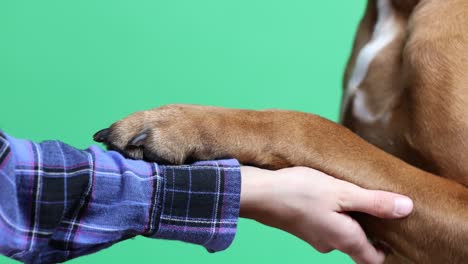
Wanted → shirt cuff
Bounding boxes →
[148,159,241,253]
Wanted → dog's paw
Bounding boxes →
[93,104,206,164]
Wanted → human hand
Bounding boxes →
[240,166,414,264]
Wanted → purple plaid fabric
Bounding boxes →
[0,131,241,264]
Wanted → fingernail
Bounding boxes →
[394,197,413,217]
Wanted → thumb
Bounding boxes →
[339,185,414,218]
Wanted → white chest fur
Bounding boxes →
[342,0,399,123]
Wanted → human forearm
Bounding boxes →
[0,132,241,263]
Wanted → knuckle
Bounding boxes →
[316,246,333,254]
[336,227,362,253]
[337,187,354,210]
[372,193,389,216]
[342,238,364,256]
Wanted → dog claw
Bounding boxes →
[93,128,110,143]
[128,131,148,147]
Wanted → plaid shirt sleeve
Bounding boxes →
[0,131,241,264]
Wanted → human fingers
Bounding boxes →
[329,213,386,264]
[338,183,413,218]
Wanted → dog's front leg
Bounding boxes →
[95,104,468,263]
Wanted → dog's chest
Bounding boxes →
[341,0,408,156]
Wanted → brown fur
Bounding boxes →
[94,0,468,262]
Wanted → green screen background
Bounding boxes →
[0,1,366,263]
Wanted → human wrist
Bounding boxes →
[239,166,310,231]
[239,166,277,220]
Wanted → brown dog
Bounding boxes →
[93,0,468,263]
